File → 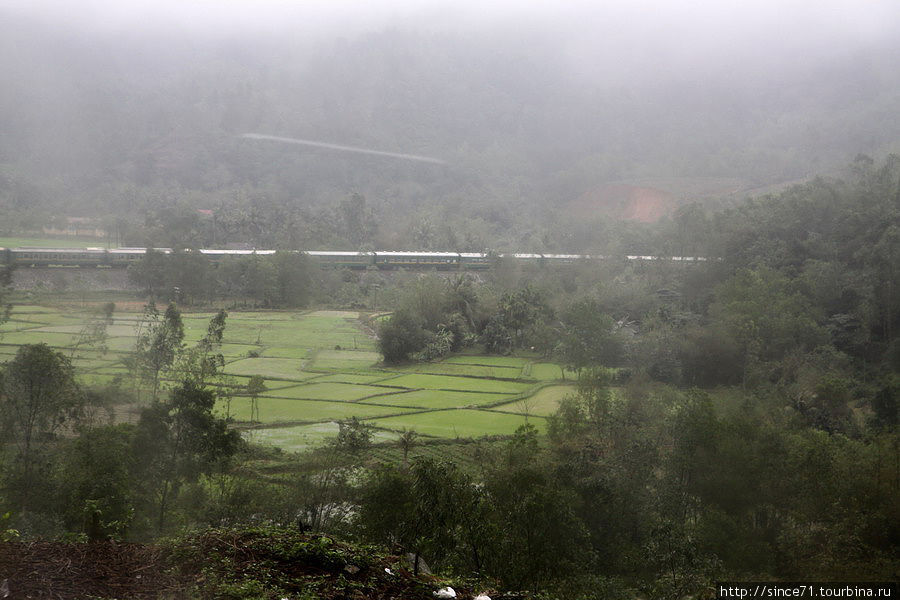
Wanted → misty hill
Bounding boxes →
[1,5,899,249]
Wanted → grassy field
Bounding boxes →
[0,236,111,248]
[0,304,569,452]
[367,409,547,438]
[492,384,576,416]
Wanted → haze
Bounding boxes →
[1,0,899,249]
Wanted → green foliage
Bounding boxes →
[130,301,185,401]
[483,425,588,589]
[273,251,313,307]
[641,520,720,600]
[411,326,453,362]
[480,314,514,354]
[0,511,19,542]
[556,298,623,371]
[133,381,243,534]
[378,309,428,364]
[331,416,373,454]
[356,457,485,576]
[711,267,828,383]
[0,343,83,512]
[0,250,13,332]
[54,424,136,540]
[3,156,900,593]
[167,526,432,600]
[870,379,898,430]
[484,286,554,353]
[176,309,230,388]
[126,248,167,298]
[677,325,744,386]
[129,250,314,308]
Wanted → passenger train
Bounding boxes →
[0,247,706,270]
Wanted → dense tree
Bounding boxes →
[133,381,242,534]
[166,250,213,305]
[0,344,83,513]
[556,298,624,372]
[711,267,827,383]
[677,326,744,386]
[0,250,12,330]
[357,458,481,576]
[55,424,136,540]
[496,286,553,349]
[378,309,429,364]
[273,251,313,307]
[483,425,588,589]
[870,379,898,430]
[127,248,168,299]
[331,416,373,454]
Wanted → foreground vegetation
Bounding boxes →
[0,157,898,597]
[2,525,471,599]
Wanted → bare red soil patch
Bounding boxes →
[567,184,677,223]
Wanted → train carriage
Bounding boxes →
[108,247,162,266]
[3,246,710,270]
[374,251,460,269]
[541,253,586,265]
[505,252,542,266]
[306,251,375,269]
[458,252,491,269]
[8,247,107,267]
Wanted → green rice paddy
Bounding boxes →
[1,304,570,452]
[529,362,567,380]
[249,422,398,453]
[384,373,533,394]
[367,409,548,438]
[224,397,404,424]
[493,385,575,416]
[359,389,514,409]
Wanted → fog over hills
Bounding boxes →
[1,0,899,247]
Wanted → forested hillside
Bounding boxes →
[1,7,899,250]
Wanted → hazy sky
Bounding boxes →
[2,0,895,94]
[4,0,898,42]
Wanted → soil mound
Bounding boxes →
[0,540,188,599]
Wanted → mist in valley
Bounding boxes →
[1,3,899,595]
[1,0,898,250]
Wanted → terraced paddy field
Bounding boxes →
[0,305,570,452]
[492,384,576,416]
